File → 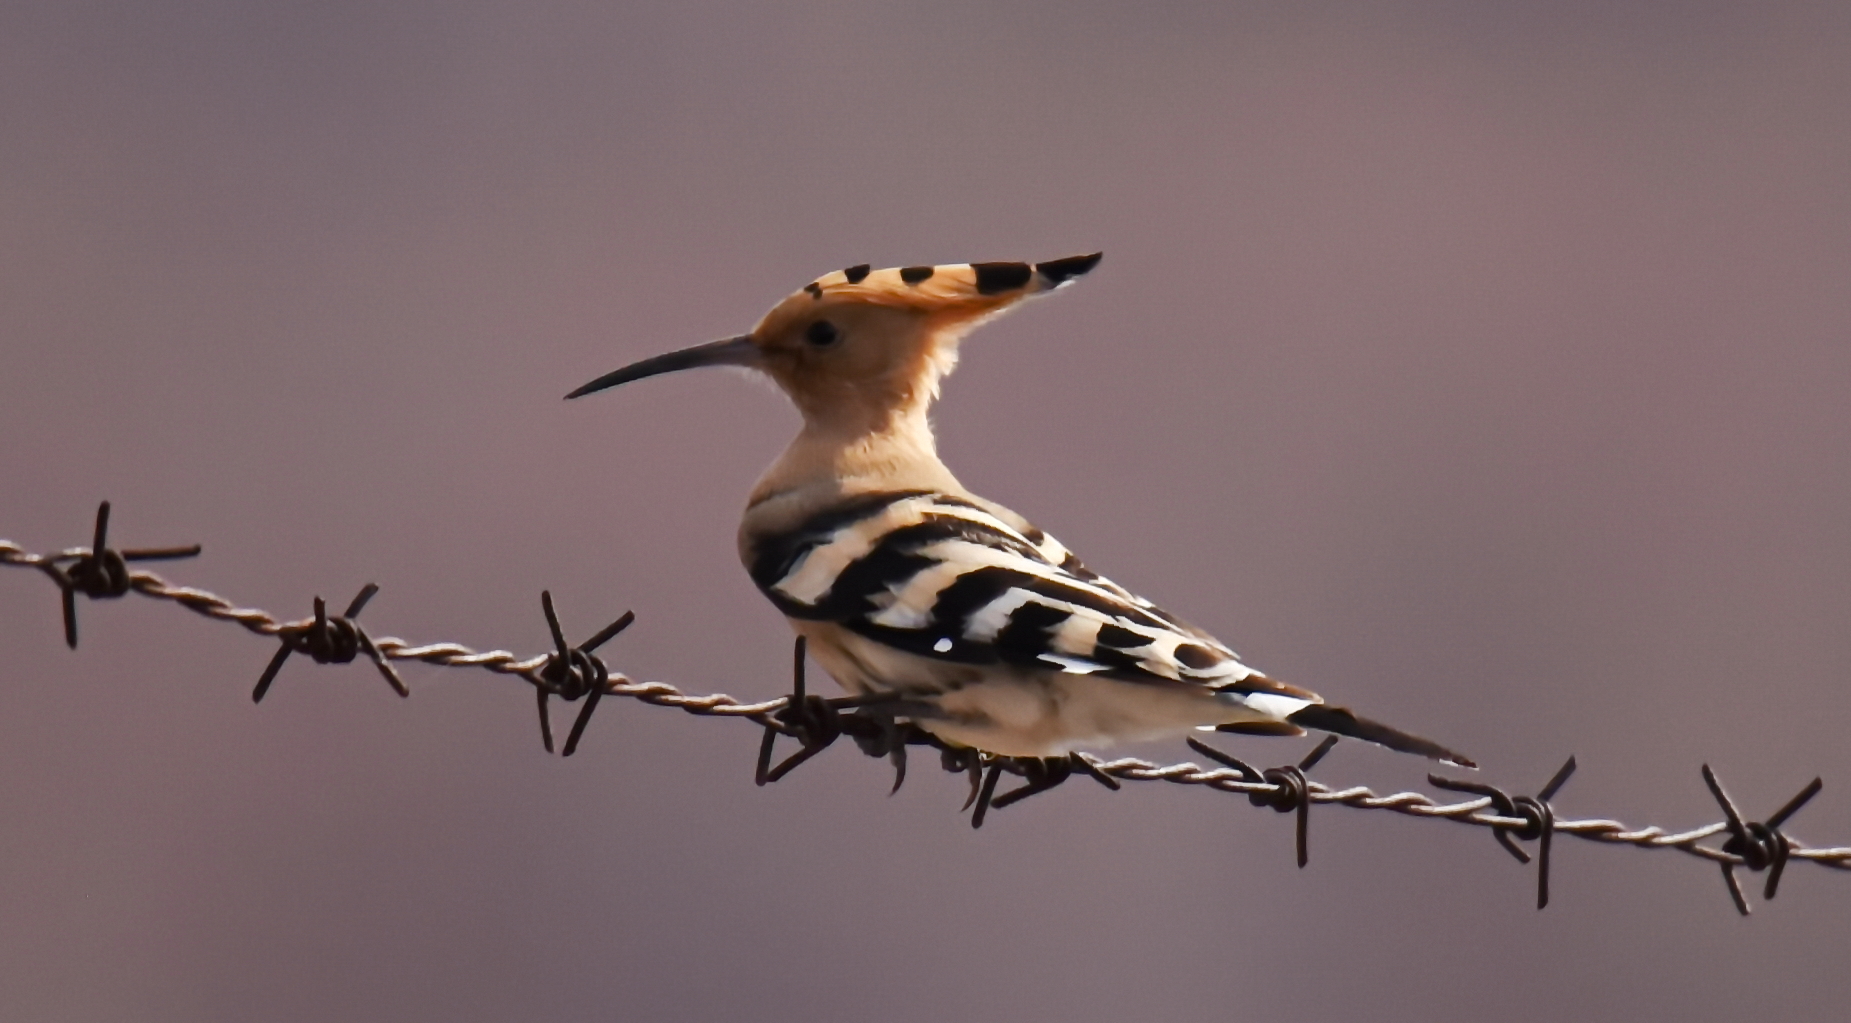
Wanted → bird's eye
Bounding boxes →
[805,320,841,348]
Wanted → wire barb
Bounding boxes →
[757,636,839,784]
[533,591,634,757]
[35,501,200,649]
[1430,755,1575,909]
[251,583,405,703]
[1193,735,1337,868]
[1700,764,1823,915]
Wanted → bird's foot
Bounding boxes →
[967,752,1120,829]
[756,636,941,788]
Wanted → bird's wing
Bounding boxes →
[748,491,1311,698]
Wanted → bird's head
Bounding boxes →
[567,254,1102,434]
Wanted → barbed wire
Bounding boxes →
[5,501,1847,916]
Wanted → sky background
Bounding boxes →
[3,2,1849,1020]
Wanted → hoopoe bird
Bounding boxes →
[568,254,1473,767]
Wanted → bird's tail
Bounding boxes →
[1285,704,1475,768]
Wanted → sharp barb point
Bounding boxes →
[1186,736,1259,782]
[765,741,828,784]
[1702,764,1748,837]
[252,642,294,703]
[344,582,380,619]
[1536,821,1554,910]
[756,726,777,785]
[93,501,111,554]
[1428,775,1508,805]
[1721,863,1751,916]
[61,585,78,649]
[1766,840,1790,901]
[1300,734,1339,771]
[561,687,603,757]
[541,591,568,658]
[357,629,408,697]
[122,544,202,561]
[1540,755,1578,801]
[1295,791,1310,868]
[1494,828,1532,865]
[1767,778,1824,830]
[582,610,636,653]
[537,689,555,754]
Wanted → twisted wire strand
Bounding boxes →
[5,540,1848,875]
[2,544,785,721]
[1085,757,1851,868]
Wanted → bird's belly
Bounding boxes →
[921,672,1234,757]
[796,622,1239,757]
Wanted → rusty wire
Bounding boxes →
[5,501,1849,915]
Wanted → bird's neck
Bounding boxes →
[743,402,963,531]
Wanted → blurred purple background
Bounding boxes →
[4,2,1849,1020]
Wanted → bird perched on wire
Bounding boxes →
[568,254,1472,767]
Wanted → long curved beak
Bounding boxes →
[565,334,760,399]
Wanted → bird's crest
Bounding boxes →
[753,253,1103,341]
[798,253,1101,309]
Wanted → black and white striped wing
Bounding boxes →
[748,491,1273,691]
